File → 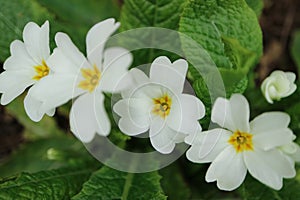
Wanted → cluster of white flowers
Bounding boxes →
[0,19,299,191]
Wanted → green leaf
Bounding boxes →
[181,162,238,199]
[179,0,262,109]
[159,163,191,200]
[286,102,300,133]
[0,0,53,61]
[37,0,121,51]
[245,0,264,17]
[119,0,187,65]
[37,0,120,26]
[120,0,186,30]
[291,30,300,77]
[193,76,213,129]
[0,167,94,200]
[5,95,64,139]
[221,36,257,71]
[179,0,262,70]
[72,166,167,200]
[219,69,249,96]
[0,137,97,178]
[192,70,248,129]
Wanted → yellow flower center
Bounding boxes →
[228,130,253,153]
[32,60,50,80]
[78,64,101,93]
[152,94,172,119]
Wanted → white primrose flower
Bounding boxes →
[113,56,205,154]
[186,94,297,191]
[29,18,133,142]
[261,70,297,104]
[0,21,55,121]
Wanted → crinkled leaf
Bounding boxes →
[120,0,186,30]
[193,76,212,129]
[72,166,167,200]
[245,0,264,17]
[221,36,257,71]
[226,76,248,95]
[119,0,186,65]
[0,167,95,200]
[219,69,249,96]
[179,0,261,113]
[179,0,262,70]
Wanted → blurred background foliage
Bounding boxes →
[0,0,300,199]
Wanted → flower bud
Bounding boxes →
[261,70,297,104]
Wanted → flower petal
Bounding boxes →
[53,32,87,73]
[99,47,132,92]
[167,94,205,134]
[46,108,55,117]
[70,92,109,142]
[229,94,250,132]
[23,21,50,63]
[93,92,111,137]
[149,56,188,94]
[0,70,35,105]
[291,143,300,162]
[30,74,83,112]
[70,94,96,143]
[24,91,45,122]
[285,83,297,97]
[261,78,274,103]
[150,125,177,154]
[244,148,296,190]
[121,68,150,98]
[86,18,120,67]
[186,128,231,163]
[253,128,295,150]
[212,94,250,132]
[47,48,85,75]
[284,72,297,97]
[70,92,110,142]
[118,117,149,136]
[113,98,151,136]
[149,116,166,137]
[205,146,247,191]
[4,40,37,70]
[250,112,290,133]
[281,142,300,162]
[184,123,202,145]
[286,72,296,84]
[211,97,235,131]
